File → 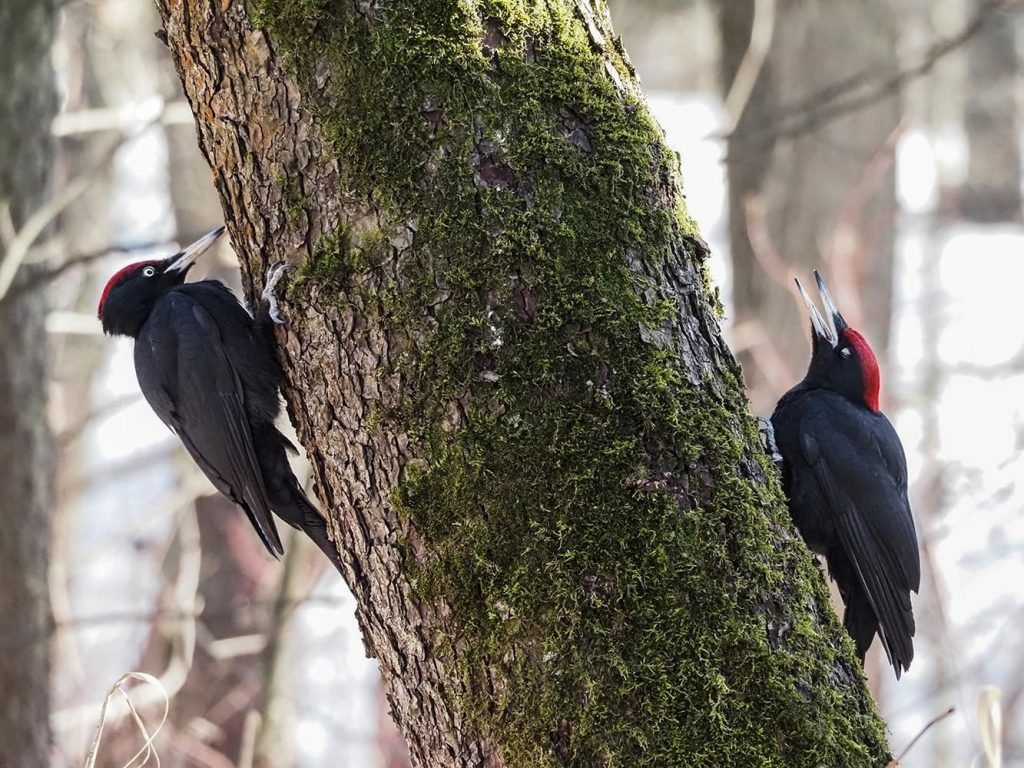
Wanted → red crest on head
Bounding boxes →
[841,328,880,412]
[96,260,160,318]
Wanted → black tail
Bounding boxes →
[288,485,344,575]
[254,423,343,574]
[830,547,914,678]
[830,551,879,662]
[842,583,878,662]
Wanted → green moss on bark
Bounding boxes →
[251,0,891,765]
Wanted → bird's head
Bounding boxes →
[796,271,880,412]
[98,227,224,337]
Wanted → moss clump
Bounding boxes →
[250,0,890,765]
[290,224,351,293]
[290,222,395,295]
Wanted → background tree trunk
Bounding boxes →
[0,1,57,765]
[116,494,287,767]
[155,1,891,765]
[961,0,1021,222]
[718,0,899,414]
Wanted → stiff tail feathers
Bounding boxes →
[252,422,344,574]
[842,584,878,662]
[290,484,344,575]
[831,517,916,678]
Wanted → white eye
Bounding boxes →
[840,347,852,358]
[142,266,156,277]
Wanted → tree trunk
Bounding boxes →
[961,0,1022,222]
[718,0,899,414]
[0,1,56,765]
[155,1,891,765]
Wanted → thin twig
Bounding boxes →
[83,672,170,768]
[890,706,956,765]
[722,0,776,134]
[0,133,124,301]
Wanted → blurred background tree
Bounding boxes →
[0,0,1021,765]
[0,2,57,766]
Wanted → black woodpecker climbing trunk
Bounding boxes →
[98,234,342,572]
[772,273,920,678]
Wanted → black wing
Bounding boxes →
[799,399,920,674]
[135,291,284,556]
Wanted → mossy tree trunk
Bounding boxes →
[155,1,891,765]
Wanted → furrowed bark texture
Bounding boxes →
[155,1,891,765]
[0,1,56,765]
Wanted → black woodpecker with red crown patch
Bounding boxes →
[97,226,341,573]
[770,271,920,678]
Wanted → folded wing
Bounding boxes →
[799,406,920,675]
[135,292,284,557]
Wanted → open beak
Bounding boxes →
[795,270,847,347]
[165,226,226,273]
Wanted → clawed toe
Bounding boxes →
[262,261,294,325]
[757,416,783,464]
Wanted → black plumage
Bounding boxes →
[98,227,341,572]
[771,272,920,677]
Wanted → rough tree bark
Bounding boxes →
[718,0,899,414]
[0,1,56,765]
[155,1,891,765]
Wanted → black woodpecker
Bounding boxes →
[770,272,920,678]
[98,227,341,573]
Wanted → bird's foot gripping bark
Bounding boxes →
[757,417,783,464]
[261,261,292,325]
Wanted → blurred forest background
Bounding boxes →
[1,0,1023,765]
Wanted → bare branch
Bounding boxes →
[7,240,172,300]
[56,393,142,449]
[0,110,165,301]
[0,596,345,650]
[52,99,193,137]
[888,706,956,766]
[46,310,109,335]
[254,532,313,766]
[0,133,123,301]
